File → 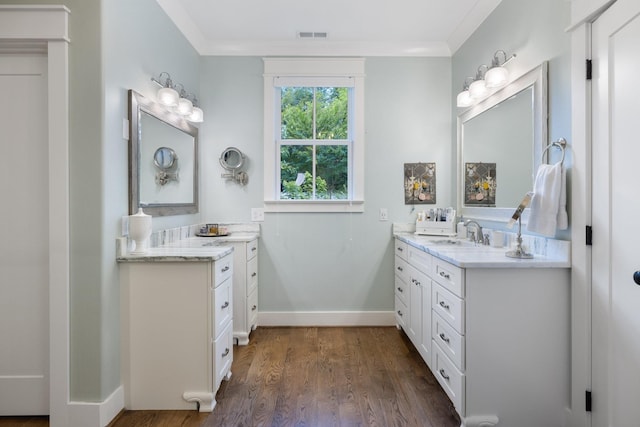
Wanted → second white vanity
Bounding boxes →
[394,232,570,427]
[118,244,235,412]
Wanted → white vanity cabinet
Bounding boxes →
[119,253,234,412]
[395,235,571,427]
[226,238,259,345]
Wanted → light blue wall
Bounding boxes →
[99,0,201,400]
[452,0,571,237]
[199,57,452,312]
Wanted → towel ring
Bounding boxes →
[541,137,567,165]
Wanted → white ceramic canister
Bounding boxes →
[129,208,152,254]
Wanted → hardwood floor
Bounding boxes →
[1,327,460,427]
[111,326,460,427]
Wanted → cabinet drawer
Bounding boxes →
[247,255,258,294]
[395,239,408,260]
[408,246,432,275]
[213,321,233,390]
[395,256,410,284]
[433,259,464,297]
[395,295,408,329]
[433,343,465,415]
[395,275,408,305]
[432,283,464,333]
[214,254,233,286]
[213,278,232,337]
[246,239,259,260]
[433,311,465,371]
[248,288,258,327]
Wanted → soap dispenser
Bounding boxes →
[457,216,467,239]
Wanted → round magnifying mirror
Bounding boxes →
[219,147,245,171]
[153,147,178,170]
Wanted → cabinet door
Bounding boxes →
[419,277,432,367]
[408,271,422,346]
[213,321,233,390]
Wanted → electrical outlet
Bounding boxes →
[379,208,389,221]
[251,208,265,222]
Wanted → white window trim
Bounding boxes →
[263,57,365,213]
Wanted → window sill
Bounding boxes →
[264,200,364,213]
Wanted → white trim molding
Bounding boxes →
[263,57,366,213]
[0,5,71,427]
[258,311,396,327]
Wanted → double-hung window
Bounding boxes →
[263,58,365,212]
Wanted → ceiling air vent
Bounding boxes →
[298,31,328,39]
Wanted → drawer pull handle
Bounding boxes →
[221,301,229,309]
[251,305,257,311]
[439,333,450,343]
[439,369,450,381]
[221,266,230,273]
[397,310,403,317]
[439,301,450,310]
[222,348,230,357]
[251,272,257,278]
[397,247,404,252]
[397,287,403,293]
[439,271,450,280]
[415,281,420,286]
[251,247,257,252]
[397,266,403,272]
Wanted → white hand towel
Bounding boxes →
[527,163,563,237]
[556,165,568,230]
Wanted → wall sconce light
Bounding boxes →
[187,95,204,123]
[456,50,516,108]
[469,65,489,100]
[456,77,475,108]
[151,72,204,123]
[485,50,516,89]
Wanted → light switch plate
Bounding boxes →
[121,215,129,236]
[379,208,388,221]
[251,208,265,222]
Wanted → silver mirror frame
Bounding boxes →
[456,62,548,222]
[128,89,199,216]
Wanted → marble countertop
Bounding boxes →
[117,245,234,263]
[395,232,570,269]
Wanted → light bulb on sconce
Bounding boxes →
[456,77,475,108]
[485,50,516,89]
[469,65,489,100]
[152,72,179,107]
[187,95,204,123]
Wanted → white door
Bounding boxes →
[592,1,640,425]
[0,54,49,415]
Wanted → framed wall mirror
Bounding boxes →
[128,90,199,216]
[457,62,547,222]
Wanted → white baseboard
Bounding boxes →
[68,385,124,427]
[258,311,395,327]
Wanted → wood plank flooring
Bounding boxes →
[1,327,460,427]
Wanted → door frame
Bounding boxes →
[0,5,70,426]
[568,1,617,426]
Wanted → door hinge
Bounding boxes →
[586,390,592,412]
[586,225,593,246]
[586,59,593,80]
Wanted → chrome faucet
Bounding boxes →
[465,220,483,244]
